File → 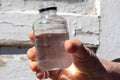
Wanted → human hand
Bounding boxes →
[27,32,106,80]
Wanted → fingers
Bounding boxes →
[28,32,61,79]
[29,60,38,72]
[29,61,47,79]
[29,61,49,79]
[29,32,34,43]
[27,47,36,61]
[27,47,45,79]
[64,39,106,76]
[27,47,38,72]
[36,71,45,79]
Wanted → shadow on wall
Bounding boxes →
[0,46,30,55]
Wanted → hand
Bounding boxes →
[27,32,106,80]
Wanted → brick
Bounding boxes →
[0,12,99,45]
[0,23,32,41]
[74,33,99,45]
[63,15,99,45]
[0,0,96,15]
[0,12,39,26]
[0,0,24,10]
[63,15,99,34]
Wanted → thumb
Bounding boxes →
[64,39,106,77]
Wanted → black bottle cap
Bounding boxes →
[39,7,57,13]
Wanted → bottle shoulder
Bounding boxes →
[34,15,66,25]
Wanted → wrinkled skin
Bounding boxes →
[27,32,120,80]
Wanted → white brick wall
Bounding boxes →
[0,0,96,13]
[0,0,99,45]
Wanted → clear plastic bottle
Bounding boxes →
[33,4,72,71]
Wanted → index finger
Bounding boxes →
[29,32,34,43]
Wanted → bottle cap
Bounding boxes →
[39,1,57,12]
[39,7,57,12]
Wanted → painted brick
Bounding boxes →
[74,34,99,45]
[0,0,99,45]
[0,0,96,15]
[0,23,31,41]
[0,12,39,26]
[0,12,99,45]
[63,15,99,45]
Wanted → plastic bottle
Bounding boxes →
[33,3,72,71]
